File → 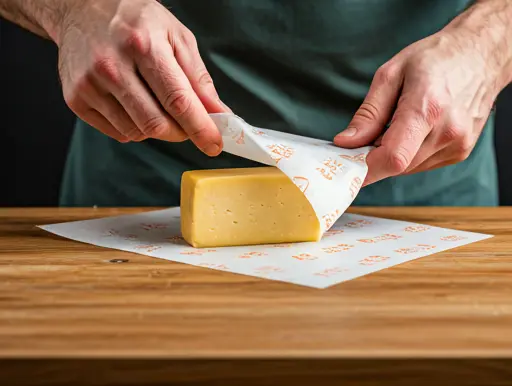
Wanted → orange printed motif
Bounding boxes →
[254,266,284,275]
[103,229,137,240]
[272,243,293,248]
[316,158,344,180]
[239,251,268,259]
[404,225,431,233]
[134,244,162,253]
[198,263,230,270]
[322,209,341,229]
[103,229,120,237]
[227,126,245,145]
[180,248,217,256]
[344,219,372,228]
[140,223,169,231]
[394,244,436,254]
[324,229,345,237]
[349,177,363,199]
[228,127,245,145]
[314,267,348,277]
[252,128,267,136]
[235,131,245,144]
[166,235,185,243]
[266,144,295,164]
[322,244,354,253]
[359,255,390,266]
[292,176,310,193]
[440,235,467,242]
[292,253,318,261]
[358,234,402,243]
[339,153,367,164]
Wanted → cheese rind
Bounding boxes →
[181,167,321,248]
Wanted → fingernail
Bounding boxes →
[339,127,357,137]
[204,143,221,156]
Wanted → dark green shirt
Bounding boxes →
[60,0,498,207]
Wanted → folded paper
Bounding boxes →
[211,113,373,235]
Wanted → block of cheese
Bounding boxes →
[181,167,321,248]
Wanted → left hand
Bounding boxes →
[334,0,512,186]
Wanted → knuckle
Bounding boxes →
[197,70,214,88]
[163,89,192,118]
[355,101,381,123]
[140,116,168,137]
[186,126,205,140]
[180,27,197,47]
[93,55,121,85]
[408,55,431,73]
[441,124,464,143]
[453,136,473,162]
[375,62,401,85]
[123,28,151,57]
[386,147,411,174]
[124,126,144,141]
[424,95,444,126]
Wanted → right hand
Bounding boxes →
[56,0,228,156]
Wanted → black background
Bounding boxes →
[1,20,512,207]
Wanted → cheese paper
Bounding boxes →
[210,113,373,235]
[39,208,491,289]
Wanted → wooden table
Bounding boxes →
[1,208,512,385]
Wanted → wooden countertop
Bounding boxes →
[1,207,512,385]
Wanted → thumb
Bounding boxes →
[334,62,403,148]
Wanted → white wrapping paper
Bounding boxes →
[38,113,492,288]
[210,113,373,234]
[39,208,491,289]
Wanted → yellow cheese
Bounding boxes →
[181,167,321,248]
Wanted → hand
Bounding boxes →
[334,0,512,185]
[57,0,229,155]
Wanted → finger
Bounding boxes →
[405,138,475,175]
[405,158,452,175]
[334,61,404,148]
[135,46,222,156]
[101,66,188,143]
[85,91,143,141]
[76,73,144,141]
[82,108,130,143]
[65,91,131,142]
[174,29,231,114]
[363,103,433,185]
[404,131,448,172]
[405,121,471,173]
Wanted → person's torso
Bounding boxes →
[61,0,498,207]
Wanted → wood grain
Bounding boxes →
[1,207,512,385]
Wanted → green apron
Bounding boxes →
[60,0,498,207]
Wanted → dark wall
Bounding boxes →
[0,20,75,207]
[1,19,512,206]
[495,87,512,205]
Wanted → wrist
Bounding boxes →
[444,0,512,89]
[35,0,86,45]
[41,1,73,45]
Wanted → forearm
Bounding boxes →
[446,0,512,88]
[0,0,67,41]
